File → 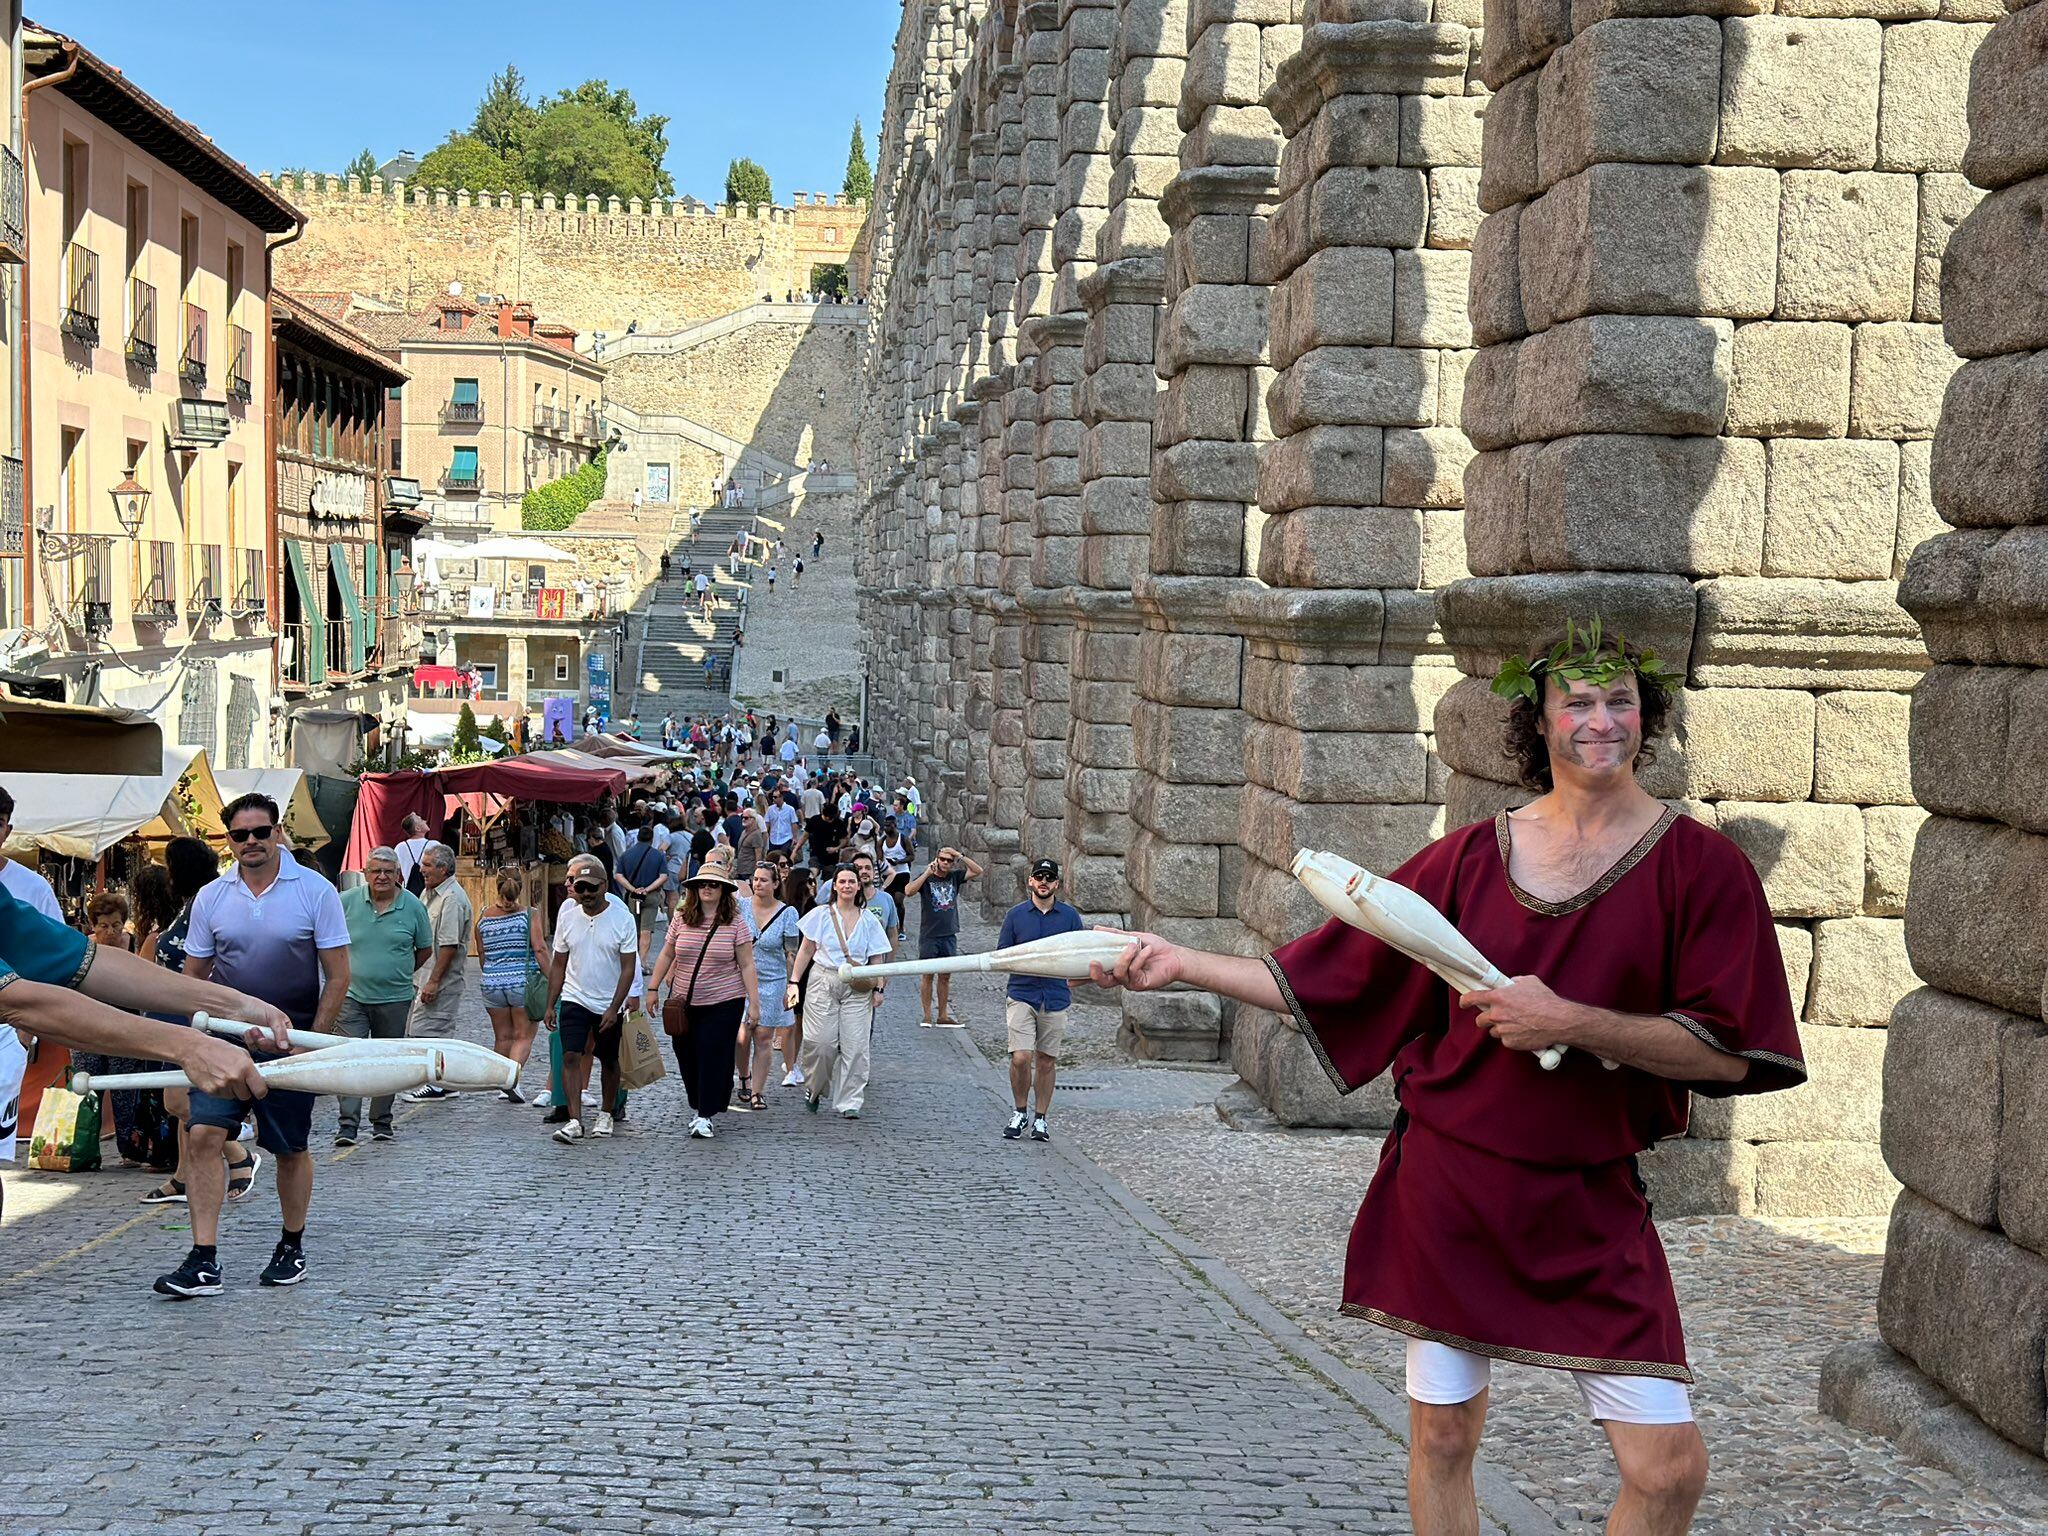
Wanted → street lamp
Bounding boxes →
[108,472,150,537]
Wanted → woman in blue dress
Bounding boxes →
[739,861,802,1108]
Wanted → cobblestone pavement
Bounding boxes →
[0,964,1544,1536]
[923,901,2040,1534]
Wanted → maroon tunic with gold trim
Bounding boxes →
[1266,807,1804,1382]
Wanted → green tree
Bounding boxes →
[725,157,772,210]
[522,449,609,532]
[451,702,484,761]
[343,148,379,184]
[523,101,656,203]
[415,131,525,193]
[473,65,538,158]
[482,714,510,745]
[544,79,673,196]
[842,119,873,203]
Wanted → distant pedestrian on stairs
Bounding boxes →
[704,654,717,688]
[813,530,824,559]
[766,566,777,595]
[792,556,805,590]
[695,570,711,608]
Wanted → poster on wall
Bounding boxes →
[466,585,496,619]
[587,647,611,727]
[536,587,566,620]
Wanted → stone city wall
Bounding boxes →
[605,322,862,472]
[268,175,867,337]
[853,0,1992,1223]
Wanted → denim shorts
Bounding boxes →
[479,980,527,1011]
[187,1049,314,1155]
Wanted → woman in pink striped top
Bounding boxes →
[648,846,760,1139]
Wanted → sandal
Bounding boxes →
[225,1147,261,1202]
[140,1178,186,1206]
[748,1091,766,1111]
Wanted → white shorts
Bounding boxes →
[1406,1339,1693,1425]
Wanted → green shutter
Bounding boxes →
[332,546,367,672]
[285,539,325,684]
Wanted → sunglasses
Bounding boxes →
[571,880,604,894]
[228,825,275,844]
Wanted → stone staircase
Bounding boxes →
[627,503,762,719]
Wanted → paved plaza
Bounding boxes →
[0,972,1550,1536]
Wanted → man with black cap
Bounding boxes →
[994,858,1082,1142]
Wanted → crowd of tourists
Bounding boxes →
[0,711,1085,1295]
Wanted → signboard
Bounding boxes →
[310,471,369,522]
[542,696,575,744]
[587,646,611,726]
[536,587,566,620]
[466,585,496,619]
[645,463,671,505]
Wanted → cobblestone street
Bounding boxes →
[0,971,1548,1536]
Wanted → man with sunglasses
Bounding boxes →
[163,792,350,1297]
[544,853,639,1144]
[996,859,1082,1143]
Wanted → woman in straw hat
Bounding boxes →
[648,845,760,1139]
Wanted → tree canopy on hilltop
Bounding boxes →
[411,65,672,200]
[843,119,873,203]
[726,157,772,210]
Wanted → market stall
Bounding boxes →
[213,767,331,853]
[1,746,226,861]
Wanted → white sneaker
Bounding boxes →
[783,1067,805,1087]
[530,1092,553,1110]
[593,1112,615,1138]
[553,1118,583,1144]
[688,1116,715,1139]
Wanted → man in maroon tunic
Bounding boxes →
[1098,626,1805,1536]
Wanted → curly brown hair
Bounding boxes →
[1502,635,1674,792]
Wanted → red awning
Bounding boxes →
[344,756,628,869]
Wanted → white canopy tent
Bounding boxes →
[1,746,227,861]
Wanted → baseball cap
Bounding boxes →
[1030,858,1061,880]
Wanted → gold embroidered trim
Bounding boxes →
[1266,953,1354,1095]
[68,944,95,989]
[1341,1303,1696,1384]
[1664,1010,1807,1080]
[1494,805,1678,917]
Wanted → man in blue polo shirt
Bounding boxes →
[995,858,1083,1144]
[167,792,350,1299]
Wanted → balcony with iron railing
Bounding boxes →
[187,545,224,624]
[441,463,483,491]
[442,397,484,424]
[61,244,98,346]
[574,409,601,442]
[125,278,156,371]
[179,303,207,387]
[532,404,567,436]
[235,549,267,620]
[0,456,20,553]
[133,539,178,624]
[0,145,24,265]
[226,326,252,403]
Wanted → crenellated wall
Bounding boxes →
[266,173,868,336]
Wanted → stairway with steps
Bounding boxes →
[626,503,764,719]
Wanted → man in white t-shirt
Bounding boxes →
[778,735,798,769]
[788,757,810,794]
[544,853,640,1145]
[800,781,825,821]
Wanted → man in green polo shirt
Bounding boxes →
[334,847,433,1146]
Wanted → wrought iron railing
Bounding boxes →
[0,145,24,263]
[442,464,482,489]
[125,278,156,370]
[179,302,207,386]
[443,398,484,424]
[227,326,252,403]
[61,245,98,345]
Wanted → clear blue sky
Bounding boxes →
[42,1,899,204]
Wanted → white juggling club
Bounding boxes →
[839,930,1138,989]
[73,1049,445,1100]
[188,1012,520,1091]
[1292,849,1592,1072]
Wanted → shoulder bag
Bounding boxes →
[661,916,725,1040]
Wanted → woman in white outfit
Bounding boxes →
[786,865,893,1118]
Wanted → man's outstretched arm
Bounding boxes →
[0,977,267,1099]
[82,943,291,1044]
[1089,931,1286,1013]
